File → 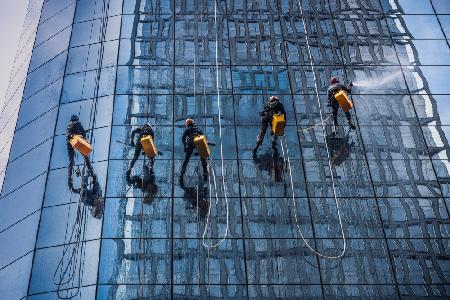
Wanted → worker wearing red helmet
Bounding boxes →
[252,96,286,156]
[180,118,208,182]
[327,77,356,130]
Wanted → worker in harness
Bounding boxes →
[67,115,95,190]
[127,123,156,177]
[180,118,208,183]
[252,96,286,156]
[327,77,356,131]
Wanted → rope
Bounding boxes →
[201,0,229,249]
[298,113,332,132]
[54,0,110,297]
[283,0,346,259]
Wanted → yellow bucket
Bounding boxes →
[194,135,211,159]
[335,90,353,112]
[70,135,93,156]
[271,114,286,136]
[141,135,158,159]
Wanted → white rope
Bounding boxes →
[202,0,229,249]
[285,0,346,259]
[298,113,332,132]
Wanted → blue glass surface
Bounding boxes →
[1,0,450,298]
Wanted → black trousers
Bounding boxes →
[129,142,154,172]
[332,105,352,127]
[67,143,94,178]
[181,148,208,176]
[256,116,277,146]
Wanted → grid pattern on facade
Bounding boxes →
[0,0,449,299]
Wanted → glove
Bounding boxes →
[349,82,353,87]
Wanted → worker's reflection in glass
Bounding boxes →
[71,174,104,219]
[252,151,286,182]
[126,165,158,204]
[326,130,354,167]
[179,177,209,220]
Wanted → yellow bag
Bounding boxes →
[271,114,286,136]
[140,135,158,159]
[194,135,211,159]
[335,90,353,112]
[70,135,93,156]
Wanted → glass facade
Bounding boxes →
[0,0,449,298]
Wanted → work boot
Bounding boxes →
[348,120,356,130]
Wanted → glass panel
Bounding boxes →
[55,95,114,135]
[0,173,46,232]
[98,238,170,284]
[16,78,63,129]
[23,51,68,99]
[245,238,321,284]
[103,198,171,239]
[0,212,39,269]
[0,253,33,300]
[74,0,123,23]
[36,202,102,249]
[97,285,170,299]
[1,139,52,196]
[29,26,72,72]
[34,3,75,46]
[395,40,450,65]
[9,107,58,161]
[40,0,74,24]
[44,161,108,207]
[28,239,100,295]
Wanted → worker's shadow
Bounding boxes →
[252,152,286,182]
[126,165,159,204]
[326,130,355,167]
[72,173,104,219]
[179,179,209,220]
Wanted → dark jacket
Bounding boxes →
[260,99,286,121]
[182,125,204,150]
[327,83,352,107]
[131,126,155,145]
[67,120,86,141]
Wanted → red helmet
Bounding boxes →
[269,96,279,101]
[185,118,194,126]
[329,77,338,85]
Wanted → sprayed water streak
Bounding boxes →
[353,70,403,88]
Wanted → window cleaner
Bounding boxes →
[327,77,356,132]
[67,115,95,191]
[127,123,159,177]
[180,118,209,183]
[252,96,286,157]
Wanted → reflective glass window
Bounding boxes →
[16,78,63,129]
[0,173,46,232]
[28,240,100,295]
[34,3,76,46]
[0,212,40,269]
[0,253,33,300]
